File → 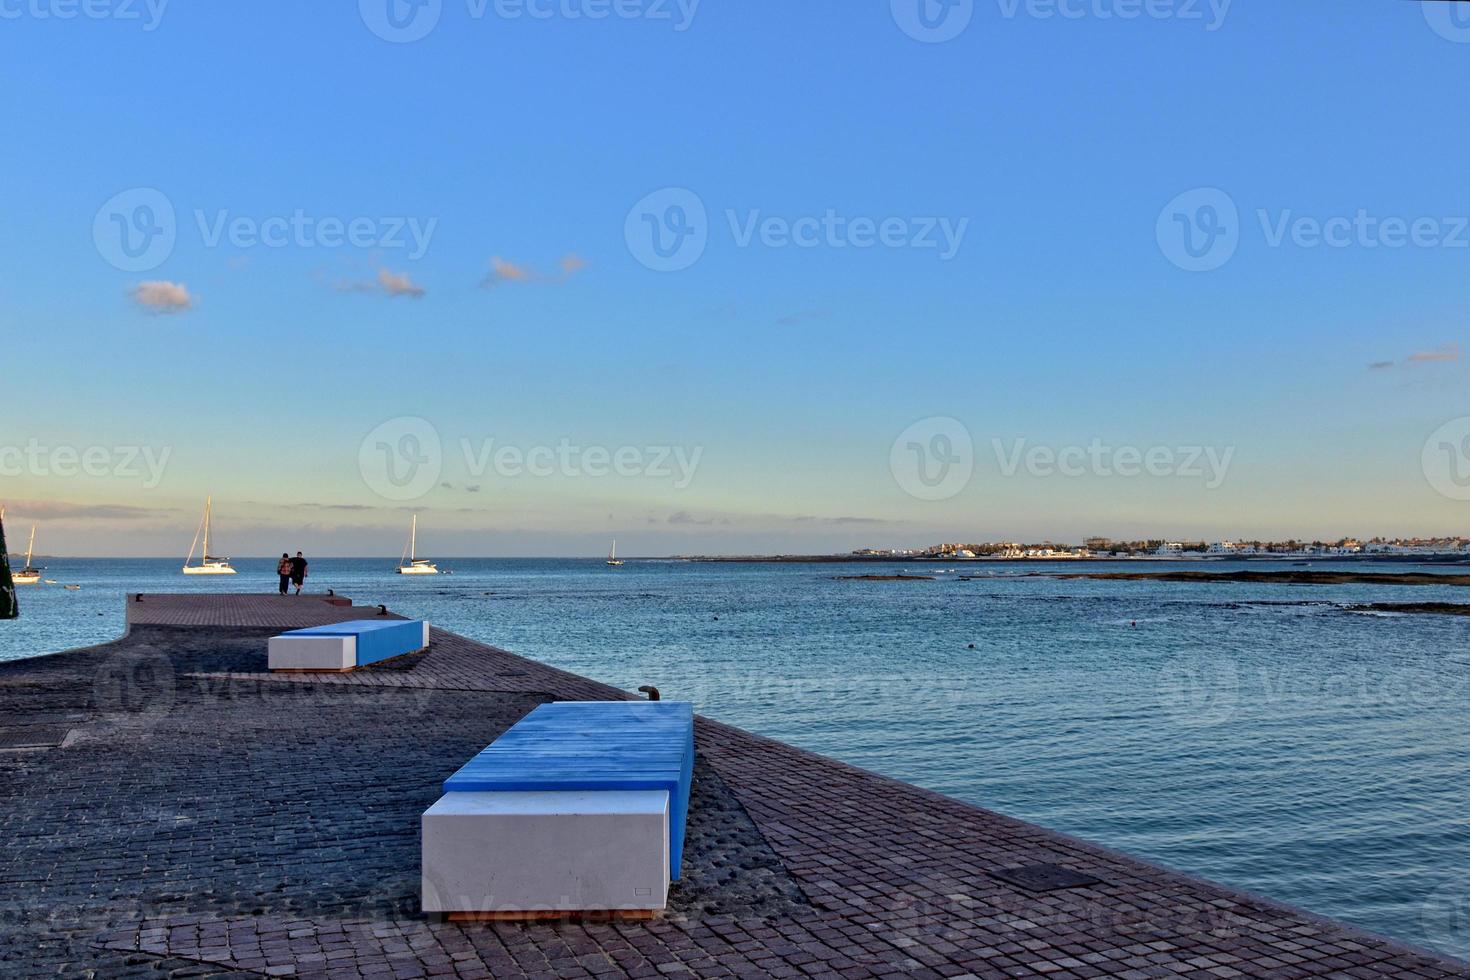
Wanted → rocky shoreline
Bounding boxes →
[1047,570,1470,586]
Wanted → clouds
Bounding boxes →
[482,256,534,288]
[131,280,194,314]
[326,250,587,297]
[243,500,484,515]
[1370,343,1463,370]
[793,515,886,525]
[656,509,886,528]
[330,266,427,298]
[481,252,587,288]
[1407,343,1462,364]
[377,267,426,298]
[667,510,724,526]
[1,500,167,521]
[120,244,587,319]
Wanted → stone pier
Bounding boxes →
[0,594,1465,978]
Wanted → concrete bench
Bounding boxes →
[422,700,695,919]
[267,619,429,672]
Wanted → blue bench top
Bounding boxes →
[279,619,426,668]
[443,700,696,878]
[284,619,418,637]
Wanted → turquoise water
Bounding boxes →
[4,557,1470,960]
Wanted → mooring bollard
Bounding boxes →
[638,685,661,701]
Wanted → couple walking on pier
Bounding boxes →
[276,552,308,596]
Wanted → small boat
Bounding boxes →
[182,496,237,575]
[12,524,42,585]
[396,514,438,575]
[607,539,624,567]
[64,584,81,591]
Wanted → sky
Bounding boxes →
[4,0,1470,557]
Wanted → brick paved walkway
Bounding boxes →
[2,594,1467,979]
[126,592,396,629]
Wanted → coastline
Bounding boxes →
[679,553,1470,565]
[1,592,1467,977]
[1046,570,1470,586]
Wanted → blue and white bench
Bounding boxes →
[267,619,429,672]
[422,700,695,919]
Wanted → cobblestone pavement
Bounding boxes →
[124,593,398,629]
[1,595,1467,978]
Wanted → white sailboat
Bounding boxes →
[183,496,237,575]
[607,539,624,566]
[396,514,438,575]
[12,524,42,585]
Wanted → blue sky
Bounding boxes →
[4,1,1470,557]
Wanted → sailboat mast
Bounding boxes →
[411,514,418,562]
[25,526,35,568]
[203,496,212,561]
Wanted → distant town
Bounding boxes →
[852,537,1470,561]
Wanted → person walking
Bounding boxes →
[276,553,292,596]
[289,551,309,596]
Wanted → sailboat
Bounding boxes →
[396,514,438,575]
[183,496,237,575]
[12,525,42,585]
[607,539,624,567]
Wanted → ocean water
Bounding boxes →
[3,557,1469,960]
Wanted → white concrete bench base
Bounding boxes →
[267,635,354,672]
[267,620,430,672]
[422,790,670,918]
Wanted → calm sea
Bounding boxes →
[3,557,1469,960]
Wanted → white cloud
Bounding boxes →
[481,256,535,288]
[377,267,426,298]
[329,267,426,298]
[480,253,586,288]
[131,280,194,314]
